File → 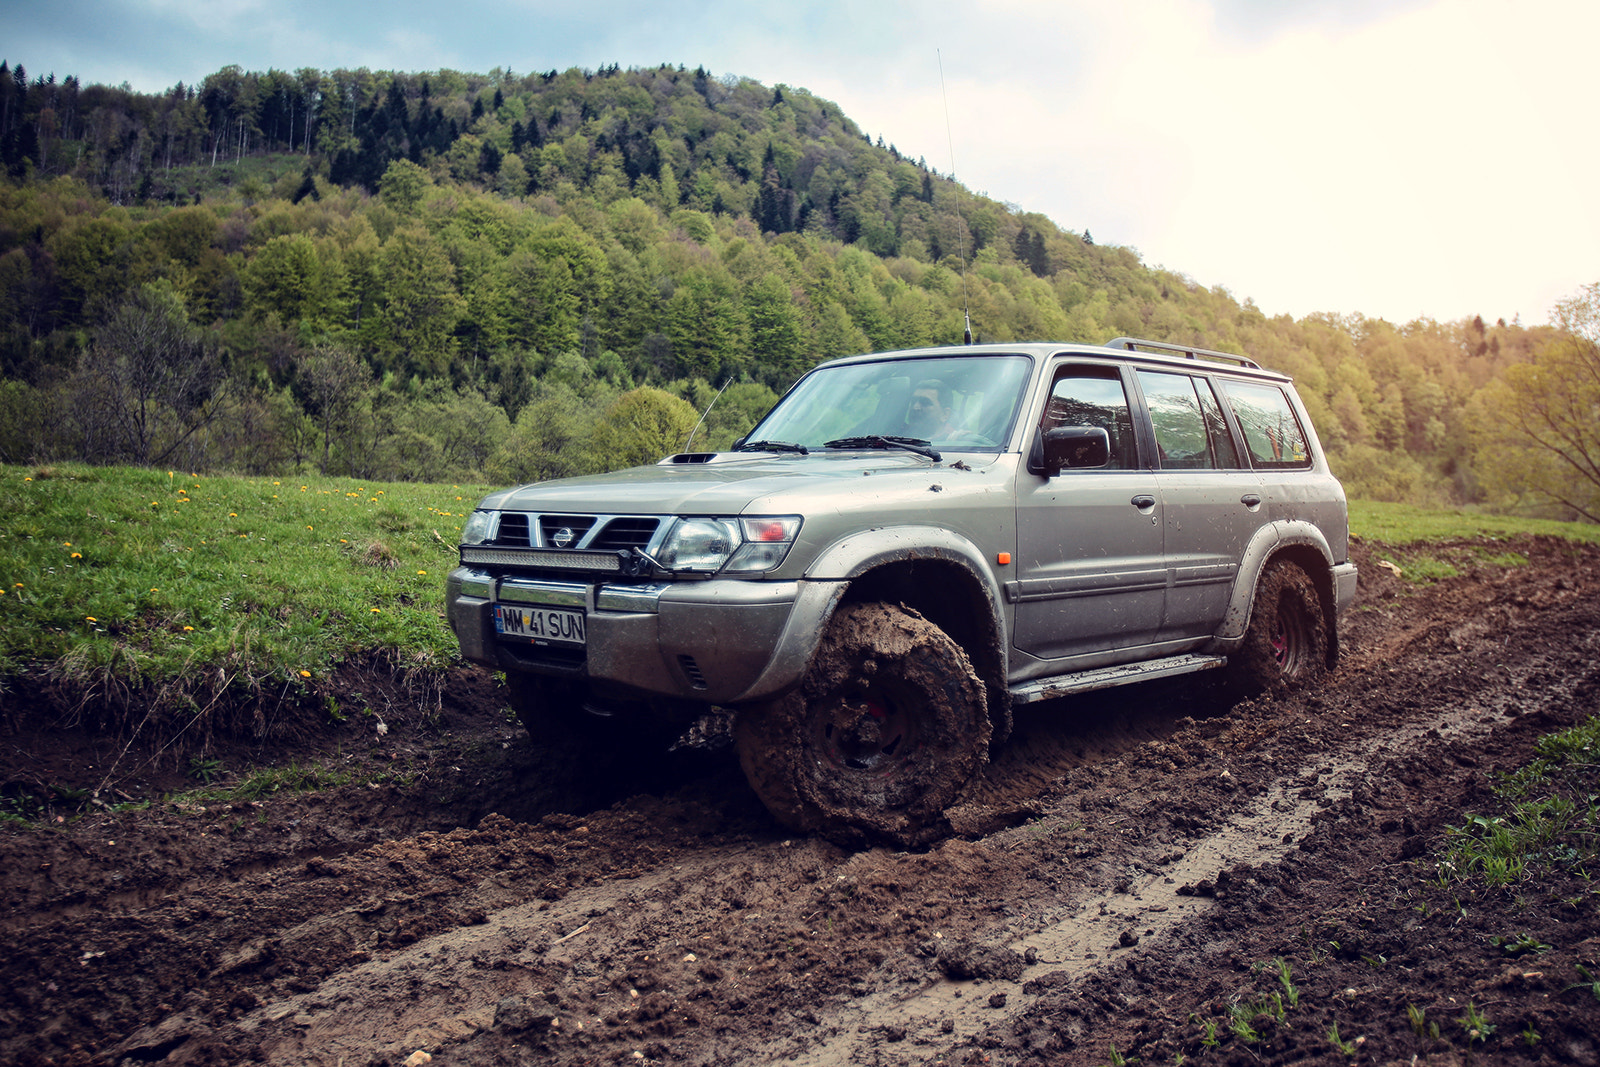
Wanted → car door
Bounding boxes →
[1010,363,1166,661]
[1136,369,1264,641]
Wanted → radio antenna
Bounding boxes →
[938,49,974,345]
[682,376,732,453]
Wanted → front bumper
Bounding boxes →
[446,566,839,705]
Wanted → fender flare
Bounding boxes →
[1219,520,1337,642]
[733,525,1008,704]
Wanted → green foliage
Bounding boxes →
[1474,283,1600,522]
[588,387,700,469]
[1459,1001,1495,1044]
[0,57,1591,523]
[1435,713,1600,889]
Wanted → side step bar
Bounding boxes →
[1009,653,1227,705]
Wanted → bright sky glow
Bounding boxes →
[7,0,1595,326]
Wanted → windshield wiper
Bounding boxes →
[735,440,810,455]
[823,435,943,462]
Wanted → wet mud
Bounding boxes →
[3,536,1599,1066]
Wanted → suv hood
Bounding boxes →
[480,451,1004,515]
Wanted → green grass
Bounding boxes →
[1348,499,1600,546]
[2,471,1594,705]
[1435,714,1600,889]
[0,463,488,693]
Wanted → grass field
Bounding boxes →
[2,464,1596,695]
[0,464,489,692]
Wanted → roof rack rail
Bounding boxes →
[1102,336,1261,370]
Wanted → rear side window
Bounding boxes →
[1220,381,1311,469]
[1137,371,1242,469]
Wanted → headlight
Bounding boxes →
[658,516,801,574]
[460,510,496,545]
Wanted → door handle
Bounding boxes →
[1130,495,1156,509]
[1241,494,1262,507]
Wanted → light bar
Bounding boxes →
[460,547,621,572]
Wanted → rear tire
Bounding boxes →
[735,602,991,848]
[1231,560,1329,695]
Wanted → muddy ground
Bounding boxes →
[3,536,1599,1067]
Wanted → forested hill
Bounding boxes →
[0,60,1565,511]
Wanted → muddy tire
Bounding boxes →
[735,602,991,848]
[1231,560,1329,695]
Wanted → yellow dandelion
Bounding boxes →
[63,541,72,547]
[299,670,311,678]
[229,512,237,517]
[86,616,97,622]
[71,552,82,559]
[417,570,427,575]
[183,625,194,632]
[370,608,381,614]
[273,481,280,485]
[13,582,21,588]
[306,525,313,530]
[150,588,159,592]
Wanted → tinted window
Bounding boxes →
[1138,371,1242,470]
[1044,369,1137,470]
[1220,380,1311,469]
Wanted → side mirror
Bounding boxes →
[1041,425,1110,473]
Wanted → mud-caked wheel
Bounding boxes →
[735,602,991,848]
[1231,560,1329,695]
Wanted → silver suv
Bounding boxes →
[446,338,1358,844]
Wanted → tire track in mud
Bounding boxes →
[6,540,1597,1067]
[757,594,1600,1066]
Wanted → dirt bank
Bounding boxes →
[3,536,1598,1066]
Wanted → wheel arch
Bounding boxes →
[1221,521,1340,669]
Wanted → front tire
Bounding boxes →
[1231,560,1329,695]
[735,602,991,847]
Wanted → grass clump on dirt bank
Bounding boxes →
[1349,499,1599,585]
[0,463,486,722]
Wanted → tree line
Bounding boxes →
[0,57,1589,519]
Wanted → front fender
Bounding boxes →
[736,526,1009,704]
[807,525,1009,639]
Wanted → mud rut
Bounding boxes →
[3,537,1599,1067]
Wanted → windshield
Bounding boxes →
[745,355,1033,452]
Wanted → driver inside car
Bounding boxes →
[904,379,955,440]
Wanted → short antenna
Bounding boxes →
[938,49,974,345]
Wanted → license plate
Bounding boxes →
[494,604,586,647]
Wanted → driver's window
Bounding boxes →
[1044,369,1137,470]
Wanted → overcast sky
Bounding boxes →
[7,0,1596,327]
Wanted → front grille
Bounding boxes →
[473,511,661,565]
[594,517,660,550]
[495,513,531,546]
[539,515,596,547]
